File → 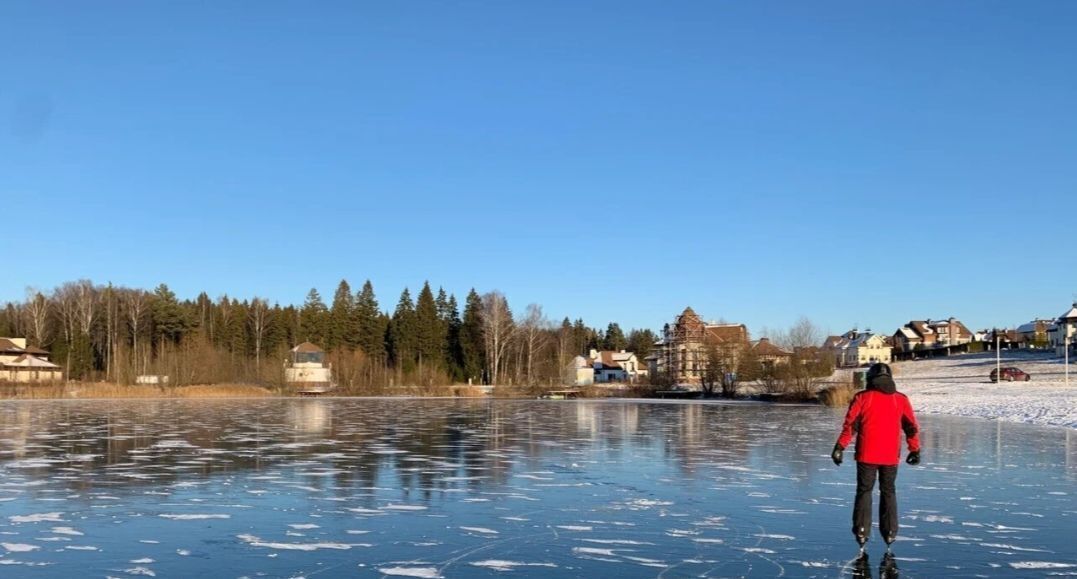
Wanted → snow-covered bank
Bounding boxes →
[884,351,1076,429]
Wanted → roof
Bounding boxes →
[291,342,325,353]
[704,324,748,344]
[822,335,844,349]
[594,350,636,370]
[1060,305,1077,322]
[908,321,934,336]
[568,355,591,368]
[752,338,791,357]
[0,338,50,357]
[896,327,920,340]
[2,354,60,369]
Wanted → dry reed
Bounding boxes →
[0,382,275,400]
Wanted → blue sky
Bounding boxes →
[2,1,1075,336]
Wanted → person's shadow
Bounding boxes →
[852,553,899,578]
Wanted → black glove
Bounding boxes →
[906,451,921,465]
[831,444,844,466]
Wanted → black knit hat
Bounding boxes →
[867,362,892,380]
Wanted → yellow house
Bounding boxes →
[844,333,892,367]
[0,338,63,383]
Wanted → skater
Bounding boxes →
[831,362,921,554]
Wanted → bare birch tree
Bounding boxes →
[23,290,50,347]
[75,280,98,336]
[520,304,549,386]
[124,289,150,375]
[250,297,269,368]
[481,291,515,385]
[786,316,823,349]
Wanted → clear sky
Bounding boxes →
[2,1,1075,336]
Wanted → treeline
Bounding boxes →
[0,279,658,392]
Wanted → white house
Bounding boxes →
[566,349,643,386]
[848,333,892,366]
[825,331,892,367]
[567,356,595,386]
[1052,304,1077,357]
[285,342,335,394]
[0,338,63,383]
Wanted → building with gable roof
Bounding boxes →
[751,338,792,368]
[892,318,973,358]
[648,307,750,385]
[823,330,892,367]
[565,349,644,386]
[0,338,63,383]
[285,342,335,394]
[1051,303,1077,357]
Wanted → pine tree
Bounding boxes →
[627,328,658,359]
[414,282,445,371]
[354,280,385,359]
[603,322,627,351]
[226,299,249,356]
[388,288,417,371]
[151,283,187,345]
[572,319,589,355]
[329,279,356,350]
[299,288,329,345]
[459,289,485,383]
[444,294,463,379]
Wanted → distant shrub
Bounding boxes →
[452,385,488,398]
[818,383,858,407]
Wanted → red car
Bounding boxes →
[990,367,1031,382]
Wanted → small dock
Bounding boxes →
[540,389,581,400]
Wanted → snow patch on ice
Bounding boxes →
[158,514,230,520]
[470,560,557,571]
[2,543,40,552]
[9,512,64,523]
[1009,561,1076,569]
[460,527,499,535]
[376,566,442,578]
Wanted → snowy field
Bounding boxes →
[0,399,1074,578]
[884,351,1077,429]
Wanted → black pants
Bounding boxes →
[854,462,899,542]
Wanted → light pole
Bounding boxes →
[1066,333,1070,387]
[995,329,1001,383]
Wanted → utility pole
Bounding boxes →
[1066,334,1070,387]
[995,329,1001,382]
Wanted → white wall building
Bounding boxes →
[0,338,62,383]
[285,342,335,394]
[1052,304,1077,357]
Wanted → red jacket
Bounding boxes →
[837,377,920,466]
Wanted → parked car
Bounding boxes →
[990,367,1031,382]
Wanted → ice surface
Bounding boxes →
[0,398,1073,577]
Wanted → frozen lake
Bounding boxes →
[0,399,1074,578]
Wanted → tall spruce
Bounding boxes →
[603,322,627,351]
[151,283,187,346]
[627,328,658,360]
[329,279,356,350]
[444,294,463,378]
[571,319,589,355]
[354,280,384,359]
[459,289,485,383]
[388,288,417,371]
[414,282,445,370]
[299,288,329,345]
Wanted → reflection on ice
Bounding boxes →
[0,399,1074,577]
